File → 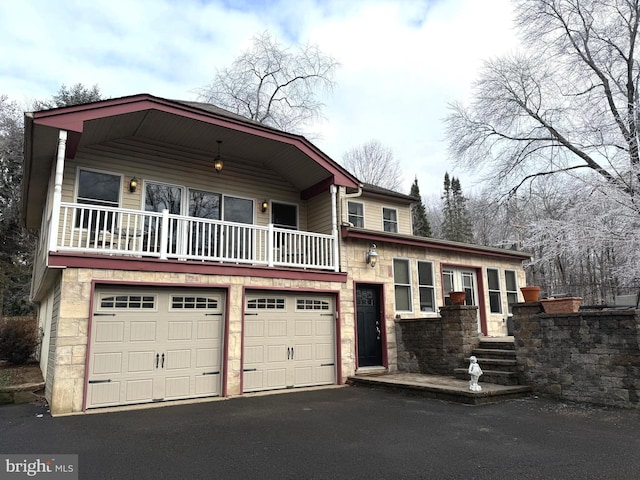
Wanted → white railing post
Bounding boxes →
[48,130,67,253]
[330,185,339,272]
[267,223,274,267]
[160,209,169,260]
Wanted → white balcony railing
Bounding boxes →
[52,203,338,271]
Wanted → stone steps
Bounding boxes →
[453,338,522,386]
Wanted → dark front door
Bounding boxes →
[356,285,383,367]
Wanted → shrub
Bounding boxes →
[0,317,39,365]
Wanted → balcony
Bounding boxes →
[52,203,338,271]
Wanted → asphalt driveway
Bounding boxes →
[1,386,639,480]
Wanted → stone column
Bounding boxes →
[439,305,480,374]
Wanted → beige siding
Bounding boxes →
[61,138,320,230]
[307,189,333,235]
[45,283,61,405]
[339,189,413,235]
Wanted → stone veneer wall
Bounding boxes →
[512,303,640,409]
[395,306,480,375]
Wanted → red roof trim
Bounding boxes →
[341,227,532,261]
[48,253,348,283]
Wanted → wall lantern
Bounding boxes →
[261,200,269,213]
[213,140,224,173]
[366,243,378,268]
[129,177,139,193]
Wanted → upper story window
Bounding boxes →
[272,202,298,229]
[76,169,121,229]
[505,270,519,314]
[383,208,398,233]
[418,261,436,312]
[393,258,412,312]
[77,169,120,208]
[487,268,502,314]
[348,201,364,228]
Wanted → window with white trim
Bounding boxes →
[487,268,502,314]
[383,208,398,233]
[418,261,436,312]
[505,270,519,314]
[296,299,330,310]
[171,296,219,309]
[393,258,412,311]
[348,201,364,228]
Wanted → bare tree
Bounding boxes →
[447,0,640,196]
[34,83,103,110]
[197,31,338,135]
[341,140,403,190]
[446,0,640,296]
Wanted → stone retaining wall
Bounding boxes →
[512,303,640,409]
[395,306,479,375]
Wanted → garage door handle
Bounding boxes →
[156,353,160,368]
[287,347,291,359]
[291,347,294,359]
[161,353,165,369]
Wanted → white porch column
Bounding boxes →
[330,185,339,272]
[159,209,169,259]
[48,130,67,252]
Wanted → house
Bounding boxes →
[22,94,531,415]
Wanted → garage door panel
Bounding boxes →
[266,345,287,362]
[195,374,219,395]
[95,322,124,343]
[266,368,287,388]
[166,349,192,370]
[197,320,220,339]
[168,321,192,341]
[245,320,264,337]
[125,379,153,401]
[87,288,225,409]
[315,343,334,361]
[165,376,190,398]
[127,351,155,373]
[293,366,313,386]
[315,365,335,384]
[195,348,219,368]
[315,319,333,336]
[244,345,264,364]
[88,381,121,406]
[92,352,122,375]
[295,320,313,336]
[292,344,313,361]
[267,320,287,337]
[130,322,156,342]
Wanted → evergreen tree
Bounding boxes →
[410,177,431,237]
[440,172,473,243]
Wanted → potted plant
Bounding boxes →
[540,297,582,313]
[449,291,467,305]
[520,286,541,302]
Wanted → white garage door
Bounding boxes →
[86,288,225,409]
[243,292,336,393]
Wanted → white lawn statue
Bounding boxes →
[468,355,483,392]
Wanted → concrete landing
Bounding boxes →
[348,372,532,405]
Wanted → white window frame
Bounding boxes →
[347,201,364,228]
[383,207,398,233]
[417,260,436,313]
[75,167,123,207]
[487,268,502,314]
[504,270,519,314]
[393,258,413,312]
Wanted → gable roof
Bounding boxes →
[22,94,360,227]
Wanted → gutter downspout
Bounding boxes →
[48,130,67,253]
[341,183,363,225]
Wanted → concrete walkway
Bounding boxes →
[349,372,532,405]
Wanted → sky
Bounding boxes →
[0,0,519,196]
